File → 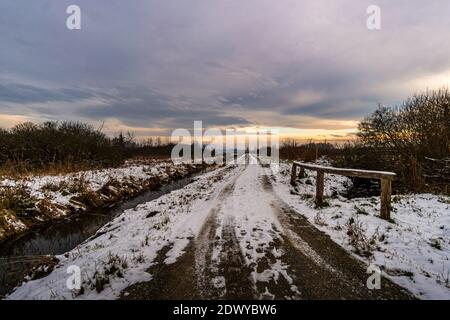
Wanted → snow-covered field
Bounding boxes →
[5,157,449,300]
[270,161,450,299]
[0,159,199,241]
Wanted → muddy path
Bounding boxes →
[122,160,414,300]
[123,165,255,299]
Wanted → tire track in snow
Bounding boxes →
[217,214,254,299]
[195,164,255,299]
[223,160,302,299]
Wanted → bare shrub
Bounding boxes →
[336,88,449,193]
[87,252,129,293]
[346,216,378,258]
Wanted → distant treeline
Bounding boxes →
[279,140,338,162]
[1,88,449,191]
[0,121,174,173]
[280,88,450,193]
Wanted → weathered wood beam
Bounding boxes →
[291,163,297,185]
[299,167,306,178]
[293,161,396,180]
[315,170,324,207]
[380,178,392,220]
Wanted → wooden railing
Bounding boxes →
[291,161,396,220]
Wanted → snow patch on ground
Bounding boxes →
[0,160,197,238]
[1,160,190,211]
[7,164,239,300]
[271,161,450,299]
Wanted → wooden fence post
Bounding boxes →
[291,163,297,185]
[380,178,392,220]
[315,170,324,207]
[299,167,306,178]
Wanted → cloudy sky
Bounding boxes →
[1,0,450,139]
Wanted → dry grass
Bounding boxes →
[0,185,38,217]
[346,216,379,258]
[85,252,129,293]
[0,160,104,179]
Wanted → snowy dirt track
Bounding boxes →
[122,156,413,300]
[6,156,421,300]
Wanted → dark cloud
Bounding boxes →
[0,83,94,104]
[77,87,252,128]
[1,0,450,131]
